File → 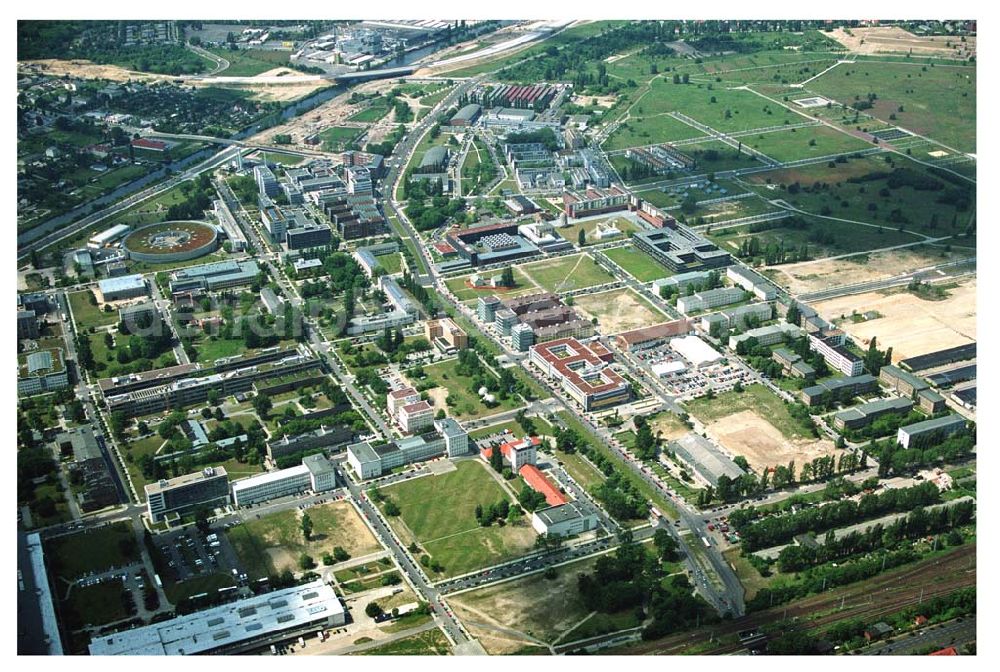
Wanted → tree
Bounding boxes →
[333,546,350,562]
[252,393,272,419]
[365,602,384,618]
[301,513,314,542]
[194,508,211,534]
[653,528,679,561]
[299,553,315,570]
[578,229,586,246]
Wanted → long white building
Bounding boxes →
[230,454,337,507]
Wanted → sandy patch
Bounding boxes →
[827,27,976,58]
[573,288,667,334]
[424,387,449,412]
[811,278,976,362]
[707,410,838,474]
[649,413,689,442]
[767,247,969,295]
[571,93,617,109]
[19,59,163,82]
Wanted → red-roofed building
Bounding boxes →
[387,386,420,417]
[519,464,566,507]
[131,138,168,152]
[398,400,433,434]
[929,647,958,656]
[434,242,457,256]
[529,337,630,411]
[480,435,540,471]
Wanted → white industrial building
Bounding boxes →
[88,579,345,655]
[651,360,687,377]
[531,502,598,537]
[230,454,337,507]
[670,335,723,368]
[88,224,131,249]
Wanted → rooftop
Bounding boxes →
[98,274,146,294]
[144,466,228,496]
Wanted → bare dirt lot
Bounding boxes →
[19,59,162,83]
[811,278,976,362]
[649,412,690,442]
[707,410,838,474]
[573,288,667,334]
[828,27,975,59]
[767,247,971,295]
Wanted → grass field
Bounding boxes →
[709,215,923,258]
[380,461,536,578]
[60,581,130,630]
[68,290,119,329]
[683,384,812,440]
[208,47,291,77]
[45,522,139,581]
[320,126,364,151]
[602,245,671,282]
[469,416,554,441]
[349,99,392,123]
[806,60,976,152]
[740,125,873,163]
[226,501,381,579]
[518,253,615,294]
[604,114,707,150]
[740,155,974,239]
[573,288,668,334]
[355,628,451,655]
[411,357,527,421]
[163,572,236,605]
[443,267,540,303]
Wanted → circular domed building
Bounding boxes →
[122,221,219,263]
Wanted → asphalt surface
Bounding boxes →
[862,617,976,656]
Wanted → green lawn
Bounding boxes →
[739,125,872,163]
[60,581,130,631]
[356,628,451,655]
[44,522,140,581]
[381,461,536,578]
[806,60,976,152]
[413,357,527,421]
[708,215,922,258]
[604,113,708,150]
[555,216,643,248]
[68,290,120,329]
[468,416,553,441]
[193,337,246,363]
[163,572,236,605]
[208,47,291,76]
[683,384,813,440]
[320,126,364,151]
[519,253,616,293]
[226,501,380,579]
[602,245,671,282]
[349,100,392,123]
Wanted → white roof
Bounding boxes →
[651,360,687,377]
[88,579,342,655]
[670,335,723,367]
[230,464,310,493]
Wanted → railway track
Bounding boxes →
[610,544,976,655]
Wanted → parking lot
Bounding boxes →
[629,339,754,399]
[154,526,246,587]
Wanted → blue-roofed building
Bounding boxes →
[170,260,261,293]
[98,274,148,302]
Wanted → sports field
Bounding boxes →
[805,60,976,152]
[572,288,668,334]
[380,461,536,578]
[602,245,671,282]
[518,253,616,293]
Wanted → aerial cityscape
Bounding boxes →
[16,17,977,657]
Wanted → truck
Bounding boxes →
[270,644,277,655]
[702,536,711,548]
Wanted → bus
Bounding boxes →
[702,536,711,548]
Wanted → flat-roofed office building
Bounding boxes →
[145,466,230,522]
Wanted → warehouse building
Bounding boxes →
[530,338,630,411]
[98,274,148,302]
[670,433,746,485]
[88,223,132,249]
[614,319,691,352]
[897,414,967,449]
[833,397,914,431]
[450,103,482,126]
[531,501,599,537]
[145,466,230,523]
[88,579,345,655]
[670,334,723,368]
[231,454,337,507]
